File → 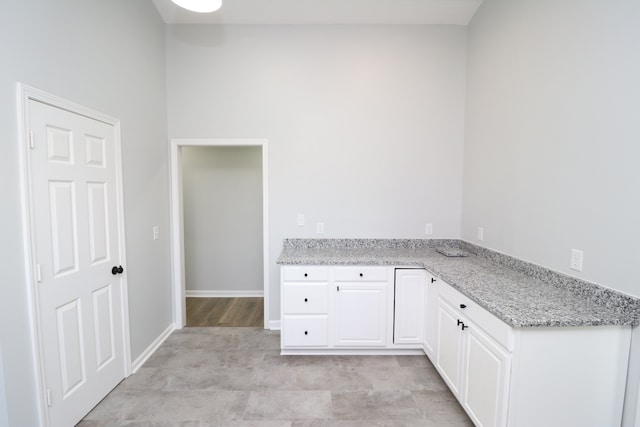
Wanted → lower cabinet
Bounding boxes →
[281,265,393,350]
[393,269,426,345]
[334,282,389,347]
[436,296,510,427]
[435,279,631,427]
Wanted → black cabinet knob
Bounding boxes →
[111,265,124,275]
[460,304,467,309]
[304,273,308,277]
[304,331,308,335]
[359,273,363,277]
[304,298,308,302]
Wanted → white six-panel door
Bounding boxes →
[28,99,126,427]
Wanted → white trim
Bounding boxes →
[169,138,270,330]
[185,290,264,298]
[16,84,132,427]
[280,349,425,356]
[130,323,176,374]
[268,320,281,330]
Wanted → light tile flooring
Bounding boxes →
[79,328,474,426]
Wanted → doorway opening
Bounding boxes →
[169,139,269,330]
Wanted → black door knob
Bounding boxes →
[111,265,124,275]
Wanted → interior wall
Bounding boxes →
[182,146,263,294]
[166,24,468,322]
[461,1,640,425]
[0,1,171,425]
[462,0,640,298]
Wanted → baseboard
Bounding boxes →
[185,290,264,298]
[130,323,175,374]
[267,320,281,330]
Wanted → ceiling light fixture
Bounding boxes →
[171,0,222,13]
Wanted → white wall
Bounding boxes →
[462,1,640,425]
[182,146,263,293]
[166,24,468,320]
[0,1,171,425]
[462,0,640,298]
[0,346,8,427]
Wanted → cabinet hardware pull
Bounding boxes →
[304,331,308,335]
[337,286,340,292]
[359,273,363,277]
[304,273,308,277]
[304,298,308,302]
[431,277,436,283]
[460,304,467,309]
[461,324,468,330]
[457,319,463,326]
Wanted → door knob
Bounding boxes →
[111,265,124,275]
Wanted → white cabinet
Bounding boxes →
[436,282,511,427]
[423,271,438,358]
[281,266,330,348]
[393,269,425,345]
[281,265,393,351]
[334,267,391,347]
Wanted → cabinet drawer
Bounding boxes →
[439,281,514,351]
[283,284,329,314]
[282,266,329,282]
[334,266,389,282]
[282,316,329,347]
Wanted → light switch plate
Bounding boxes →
[297,214,305,226]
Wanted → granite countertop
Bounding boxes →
[277,239,640,328]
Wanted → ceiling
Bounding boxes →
[152,0,483,26]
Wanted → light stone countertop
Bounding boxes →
[277,239,640,328]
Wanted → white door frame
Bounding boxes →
[169,138,270,329]
[16,83,132,426]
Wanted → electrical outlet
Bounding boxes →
[570,249,584,272]
[297,214,305,226]
[477,227,484,242]
[425,223,433,235]
[316,222,324,234]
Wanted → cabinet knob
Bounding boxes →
[304,331,308,335]
[304,273,308,277]
[460,304,467,309]
[304,298,308,302]
[359,273,363,277]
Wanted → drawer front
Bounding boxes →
[283,284,329,314]
[282,316,329,347]
[334,266,389,282]
[439,281,514,351]
[282,266,329,282]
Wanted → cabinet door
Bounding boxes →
[394,269,425,344]
[423,273,438,357]
[334,283,389,347]
[436,299,465,396]
[463,326,510,427]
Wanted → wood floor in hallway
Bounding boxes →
[186,297,264,328]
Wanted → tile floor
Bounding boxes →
[79,327,474,426]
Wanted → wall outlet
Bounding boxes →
[425,223,433,235]
[477,227,484,242]
[297,214,305,226]
[316,222,324,234]
[570,249,584,272]
[153,226,159,241]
